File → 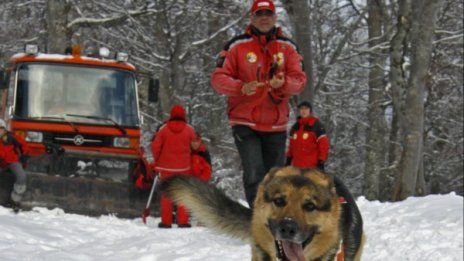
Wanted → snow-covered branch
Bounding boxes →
[178,10,248,61]
[67,8,161,31]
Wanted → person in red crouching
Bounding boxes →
[286,101,330,170]
[190,133,212,183]
[0,119,30,210]
[151,104,197,228]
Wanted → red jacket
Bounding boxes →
[191,144,212,182]
[286,116,330,168]
[151,119,196,174]
[0,133,29,168]
[211,26,306,132]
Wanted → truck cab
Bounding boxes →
[1,44,145,180]
[0,44,159,217]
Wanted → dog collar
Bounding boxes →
[335,240,345,261]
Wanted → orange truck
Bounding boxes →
[0,44,158,217]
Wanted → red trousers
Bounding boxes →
[160,194,189,225]
[159,171,189,225]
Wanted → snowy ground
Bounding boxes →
[0,193,462,261]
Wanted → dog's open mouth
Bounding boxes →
[274,226,316,261]
[276,240,307,261]
[268,218,318,261]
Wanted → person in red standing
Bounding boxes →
[210,0,306,207]
[190,133,212,182]
[0,119,30,209]
[286,101,330,170]
[150,104,197,228]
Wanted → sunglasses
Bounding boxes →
[254,9,275,17]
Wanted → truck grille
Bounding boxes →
[43,132,113,147]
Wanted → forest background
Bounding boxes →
[0,0,462,202]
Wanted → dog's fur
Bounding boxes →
[161,167,365,261]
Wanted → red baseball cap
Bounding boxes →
[170,104,186,119]
[251,0,275,14]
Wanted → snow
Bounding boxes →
[0,193,462,261]
[10,53,136,70]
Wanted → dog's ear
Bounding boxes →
[304,169,334,188]
[255,167,282,207]
[304,170,338,197]
[261,167,281,185]
[262,166,300,185]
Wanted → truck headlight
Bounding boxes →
[25,131,43,143]
[115,52,129,62]
[25,44,39,55]
[99,47,110,58]
[113,137,130,148]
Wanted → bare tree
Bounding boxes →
[305,1,369,194]
[0,1,44,59]
[45,0,157,53]
[284,0,315,102]
[45,0,71,53]
[424,0,463,195]
[363,0,388,200]
[393,0,443,201]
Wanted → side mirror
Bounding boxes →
[0,70,7,89]
[148,78,159,103]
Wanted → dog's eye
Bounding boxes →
[273,197,286,207]
[303,202,316,212]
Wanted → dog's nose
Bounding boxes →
[279,218,299,239]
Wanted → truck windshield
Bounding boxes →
[14,63,139,127]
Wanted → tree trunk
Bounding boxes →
[379,108,400,201]
[205,0,231,149]
[416,156,426,196]
[45,0,71,53]
[388,0,411,199]
[152,0,175,119]
[284,0,314,102]
[363,0,387,200]
[393,0,442,201]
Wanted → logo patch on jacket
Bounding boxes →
[274,52,284,65]
[246,52,257,63]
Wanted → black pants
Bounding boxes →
[232,125,286,207]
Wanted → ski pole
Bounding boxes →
[142,174,159,224]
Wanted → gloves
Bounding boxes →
[285,157,292,166]
[19,155,29,167]
[317,160,325,171]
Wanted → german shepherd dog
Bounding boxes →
[161,167,365,261]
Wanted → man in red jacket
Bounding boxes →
[211,0,306,207]
[151,105,196,228]
[0,119,29,208]
[286,101,330,170]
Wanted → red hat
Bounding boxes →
[170,104,186,119]
[251,0,275,14]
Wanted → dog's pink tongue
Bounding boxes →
[281,240,307,261]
